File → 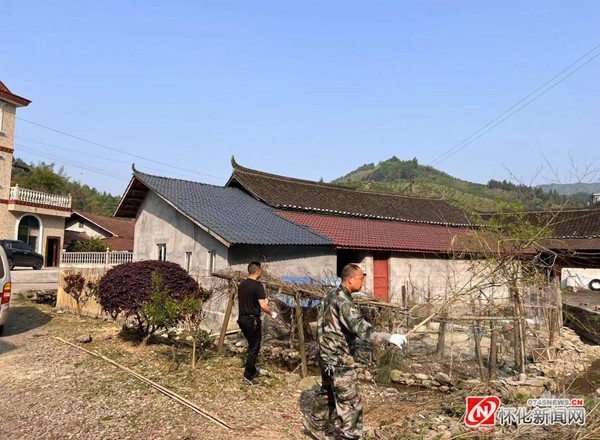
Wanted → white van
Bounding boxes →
[0,245,12,335]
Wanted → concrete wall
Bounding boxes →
[228,245,336,277]
[388,254,511,305]
[134,191,228,279]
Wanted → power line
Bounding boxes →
[15,135,209,181]
[15,144,130,182]
[428,43,600,167]
[15,117,226,181]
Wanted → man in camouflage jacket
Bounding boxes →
[304,263,407,440]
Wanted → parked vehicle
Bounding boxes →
[0,246,11,334]
[0,239,44,270]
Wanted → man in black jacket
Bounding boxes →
[237,261,276,385]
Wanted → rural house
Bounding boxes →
[117,158,487,305]
[0,81,71,267]
[65,211,135,251]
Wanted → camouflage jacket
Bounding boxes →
[317,284,391,368]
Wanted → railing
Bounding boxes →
[61,251,133,267]
[9,186,72,208]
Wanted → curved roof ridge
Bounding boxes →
[231,156,447,201]
[134,168,226,190]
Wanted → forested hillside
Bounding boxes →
[332,156,590,212]
[11,159,121,216]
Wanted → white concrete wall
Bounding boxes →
[388,254,511,306]
[134,192,228,279]
[561,268,600,290]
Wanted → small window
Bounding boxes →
[78,221,84,228]
[185,252,192,272]
[207,251,216,274]
[157,243,166,261]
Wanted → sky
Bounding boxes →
[3,1,600,196]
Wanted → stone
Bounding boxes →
[389,370,404,383]
[77,334,92,343]
[405,378,416,385]
[434,372,452,385]
[414,373,429,381]
[439,386,450,392]
[422,380,432,387]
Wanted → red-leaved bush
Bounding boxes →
[97,260,207,323]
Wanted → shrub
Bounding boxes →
[66,237,109,252]
[64,271,94,318]
[97,260,207,339]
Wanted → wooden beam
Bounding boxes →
[217,283,237,354]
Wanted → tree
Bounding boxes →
[97,260,207,342]
[66,237,109,252]
[179,295,213,368]
[63,271,98,318]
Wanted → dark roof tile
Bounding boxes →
[227,158,470,226]
[124,171,331,246]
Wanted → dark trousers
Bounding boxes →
[237,315,262,380]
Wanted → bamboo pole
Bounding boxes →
[55,337,233,431]
[217,283,237,354]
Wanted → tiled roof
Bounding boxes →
[227,157,471,226]
[0,81,31,107]
[64,230,88,247]
[277,211,468,253]
[73,212,135,238]
[538,208,600,239]
[115,169,331,247]
[481,208,600,239]
[103,236,134,252]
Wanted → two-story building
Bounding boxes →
[0,81,71,267]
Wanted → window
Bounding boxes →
[185,252,192,272]
[78,221,84,228]
[157,243,166,261]
[207,251,216,274]
[0,102,4,133]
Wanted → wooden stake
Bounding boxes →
[295,291,308,378]
[217,283,237,354]
[473,323,486,380]
[488,319,498,380]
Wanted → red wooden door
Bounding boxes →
[373,253,389,302]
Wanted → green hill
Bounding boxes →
[331,156,587,212]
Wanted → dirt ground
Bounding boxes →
[1,294,599,440]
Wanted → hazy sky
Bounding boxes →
[3,1,600,196]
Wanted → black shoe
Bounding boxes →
[242,377,259,386]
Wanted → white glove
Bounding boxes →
[271,312,278,320]
[389,334,407,349]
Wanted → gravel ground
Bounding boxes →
[3,294,599,440]
[0,296,312,440]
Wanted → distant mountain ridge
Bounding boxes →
[331,156,591,212]
[535,182,600,196]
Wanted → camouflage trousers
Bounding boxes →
[307,366,363,439]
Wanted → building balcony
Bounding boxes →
[8,185,72,217]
